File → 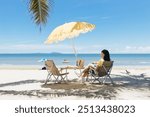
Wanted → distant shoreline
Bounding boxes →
[0,53,150,55]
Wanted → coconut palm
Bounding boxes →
[29,0,52,30]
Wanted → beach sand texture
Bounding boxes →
[0,67,150,100]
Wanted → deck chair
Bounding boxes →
[75,59,85,73]
[44,60,69,84]
[89,61,114,84]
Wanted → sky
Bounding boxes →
[0,0,150,54]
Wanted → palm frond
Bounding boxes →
[29,0,51,30]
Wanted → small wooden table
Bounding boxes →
[60,60,70,80]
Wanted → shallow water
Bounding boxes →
[0,54,150,67]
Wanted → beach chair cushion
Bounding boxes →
[96,61,113,77]
[45,60,60,75]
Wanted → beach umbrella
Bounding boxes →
[44,21,95,59]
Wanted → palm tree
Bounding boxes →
[29,0,52,30]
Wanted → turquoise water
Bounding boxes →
[0,53,150,66]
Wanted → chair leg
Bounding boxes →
[62,75,68,83]
[98,78,102,84]
[93,78,96,83]
[92,77,99,83]
[91,76,96,83]
[88,75,93,83]
[44,74,52,84]
[55,76,59,83]
[86,77,89,82]
[61,76,65,82]
[65,74,68,81]
[108,75,114,84]
[102,76,107,84]
[52,75,58,83]
[65,69,68,80]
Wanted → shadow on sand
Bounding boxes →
[0,80,44,88]
[0,71,149,99]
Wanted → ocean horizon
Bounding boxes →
[0,53,150,68]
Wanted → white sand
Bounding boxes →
[0,67,150,100]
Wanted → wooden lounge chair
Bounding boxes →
[44,60,69,84]
[88,61,114,84]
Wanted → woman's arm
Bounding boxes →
[89,65,96,70]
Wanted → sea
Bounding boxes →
[0,53,150,68]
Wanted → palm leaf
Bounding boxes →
[29,0,51,30]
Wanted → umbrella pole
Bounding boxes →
[72,38,78,61]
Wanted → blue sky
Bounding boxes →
[0,0,150,53]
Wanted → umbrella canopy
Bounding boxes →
[44,22,95,44]
[44,21,95,59]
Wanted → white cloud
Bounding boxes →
[0,44,150,53]
[125,46,150,53]
[0,44,72,53]
[0,44,107,53]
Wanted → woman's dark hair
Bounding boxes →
[101,49,111,61]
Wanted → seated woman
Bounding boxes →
[81,49,111,79]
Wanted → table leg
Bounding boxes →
[66,68,68,81]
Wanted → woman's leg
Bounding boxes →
[81,66,92,78]
[80,65,96,83]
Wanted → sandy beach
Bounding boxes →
[0,66,149,100]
